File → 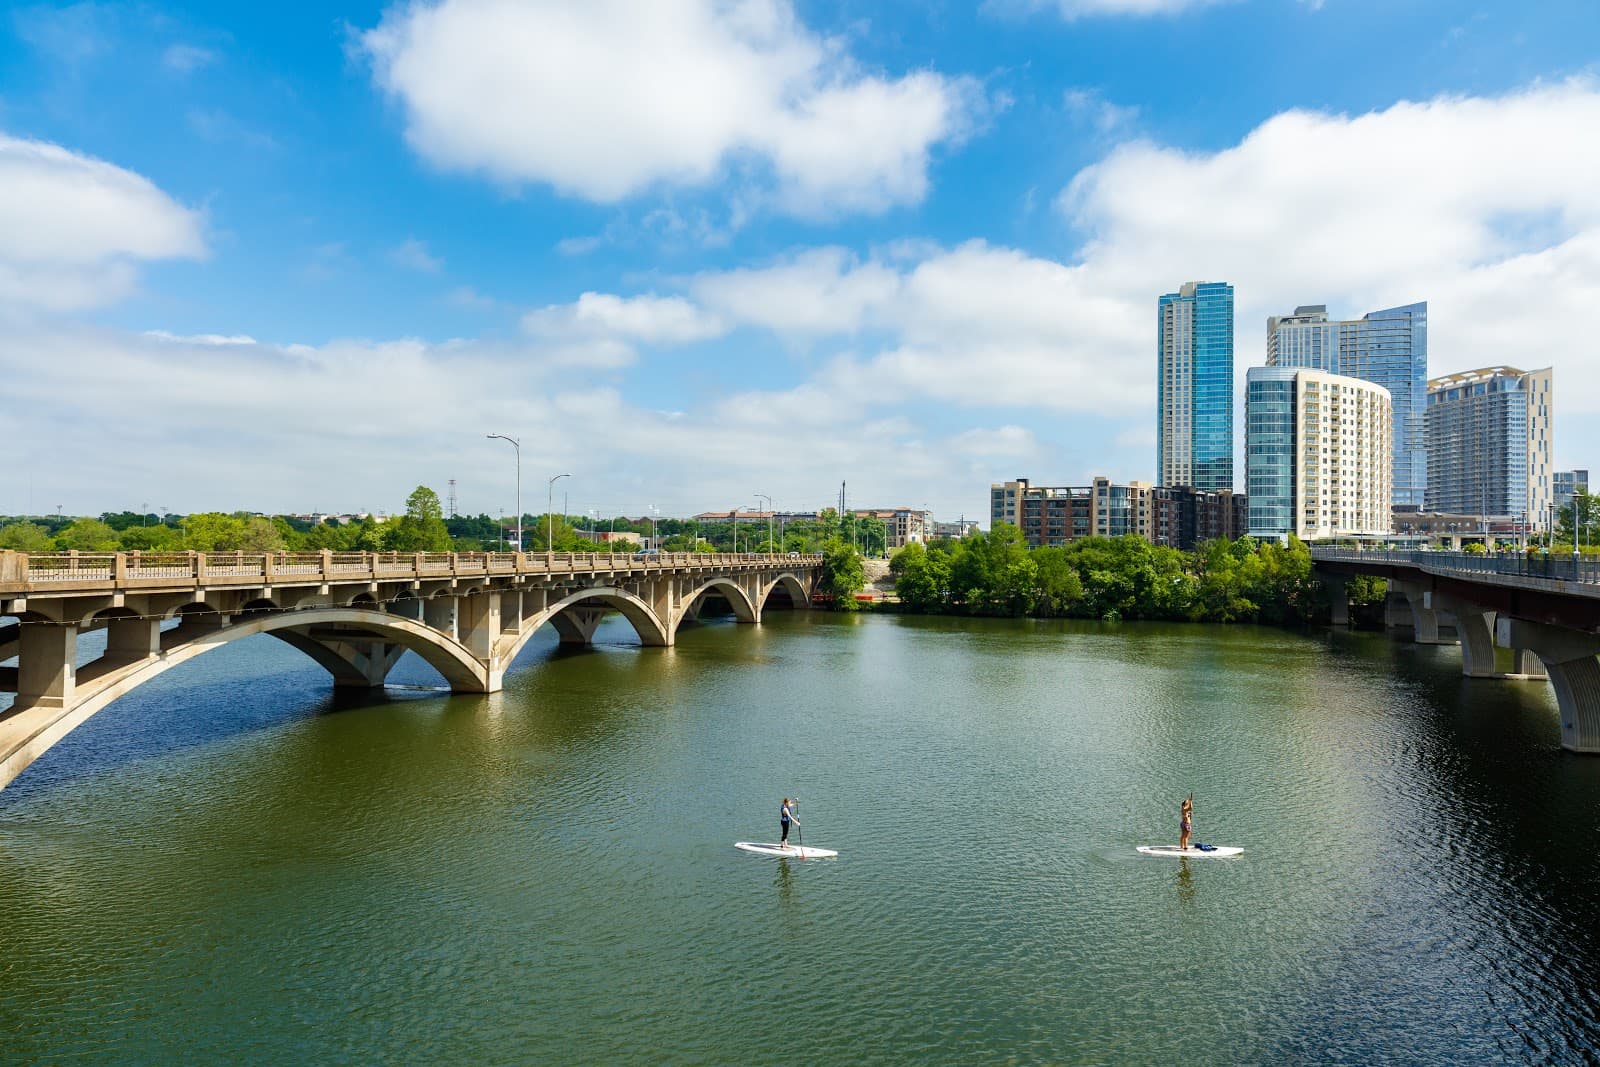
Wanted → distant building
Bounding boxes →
[1268,301,1427,508]
[990,478,1245,550]
[1245,367,1393,541]
[929,519,979,540]
[1424,366,1553,530]
[585,530,641,547]
[849,508,930,549]
[1158,281,1235,492]
[1554,469,1589,514]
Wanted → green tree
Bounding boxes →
[390,486,453,552]
[0,521,52,551]
[819,538,865,608]
[54,519,122,552]
[118,524,181,551]
[891,542,952,612]
[1030,547,1083,617]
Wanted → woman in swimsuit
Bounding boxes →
[780,798,799,850]
[1180,795,1193,851]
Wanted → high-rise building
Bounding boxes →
[1268,301,1427,508]
[1554,470,1589,514]
[1245,367,1393,541]
[1158,281,1235,492]
[1424,366,1554,529]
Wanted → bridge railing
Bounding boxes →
[1311,547,1600,586]
[0,550,824,592]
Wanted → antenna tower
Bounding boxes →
[447,479,458,518]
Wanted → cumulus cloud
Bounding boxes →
[523,292,727,345]
[359,0,982,217]
[0,134,206,310]
[1060,79,1600,407]
[0,321,987,518]
[162,43,218,73]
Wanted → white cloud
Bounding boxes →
[143,330,257,346]
[691,247,900,335]
[0,134,206,310]
[391,237,442,273]
[986,0,1230,18]
[163,43,218,73]
[523,292,726,345]
[360,0,981,218]
[1060,79,1600,415]
[1063,88,1139,134]
[0,321,974,519]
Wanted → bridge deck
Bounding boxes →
[0,551,821,600]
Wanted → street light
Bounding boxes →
[486,434,521,550]
[756,493,772,554]
[548,473,571,554]
[648,504,659,552]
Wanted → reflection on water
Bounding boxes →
[1,612,1598,1064]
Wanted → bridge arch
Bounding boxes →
[0,608,491,795]
[499,586,671,666]
[679,578,758,626]
[759,573,810,611]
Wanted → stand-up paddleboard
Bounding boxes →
[734,842,838,859]
[1137,844,1244,858]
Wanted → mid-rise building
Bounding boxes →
[1555,469,1589,514]
[1245,367,1393,541]
[990,478,1245,550]
[1158,281,1235,492]
[1268,301,1427,508]
[1424,366,1554,530]
[930,519,979,540]
[850,508,930,550]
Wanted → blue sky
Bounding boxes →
[2,0,1597,522]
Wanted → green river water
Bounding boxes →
[2,611,1598,1064]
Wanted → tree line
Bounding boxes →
[888,524,1383,624]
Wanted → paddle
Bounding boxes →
[793,797,804,860]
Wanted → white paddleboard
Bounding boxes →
[734,842,838,859]
[1137,845,1244,858]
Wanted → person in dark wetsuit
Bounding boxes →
[780,798,799,850]
[1180,795,1194,851]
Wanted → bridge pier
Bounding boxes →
[1497,619,1600,752]
[1433,595,1501,678]
[16,622,76,709]
[1387,580,1451,644]
[1316,571,1350,627]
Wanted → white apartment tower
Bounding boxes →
[1246,367,1394,541]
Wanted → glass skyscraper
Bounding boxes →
[1158,281,1234,492]
[1424,366,1553,529]
[1267,301,1427,508]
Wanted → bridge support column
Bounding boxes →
[1496,618,1600,752]
[1316,570,1350,626]
[424,597,456,640]
[459,591,501,661]
[1434,595,1499,677]
[105,617,161,662]
[16,623,76,709]
[1383,590,1413,633]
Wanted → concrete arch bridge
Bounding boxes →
[0,550,821,793]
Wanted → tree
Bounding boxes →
[0,521,51,551]
[891,542,952,612]
[819,538,865,608]
[390,486,452,552]
[54,519,122,552]
[118,524,181,551]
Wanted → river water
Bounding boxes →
[2,611,1599,1064]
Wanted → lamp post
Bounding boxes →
[486,434,521,550]
[547,473,570,554]
[756,493,772,554]
[648,505,659,552]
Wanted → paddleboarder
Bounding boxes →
[780,798,799,850]
[1179,795,1193,851]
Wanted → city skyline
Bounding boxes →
[2,2,1598,522]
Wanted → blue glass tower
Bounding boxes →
[1269,301,1427,508]
[1158,281,1235,492]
